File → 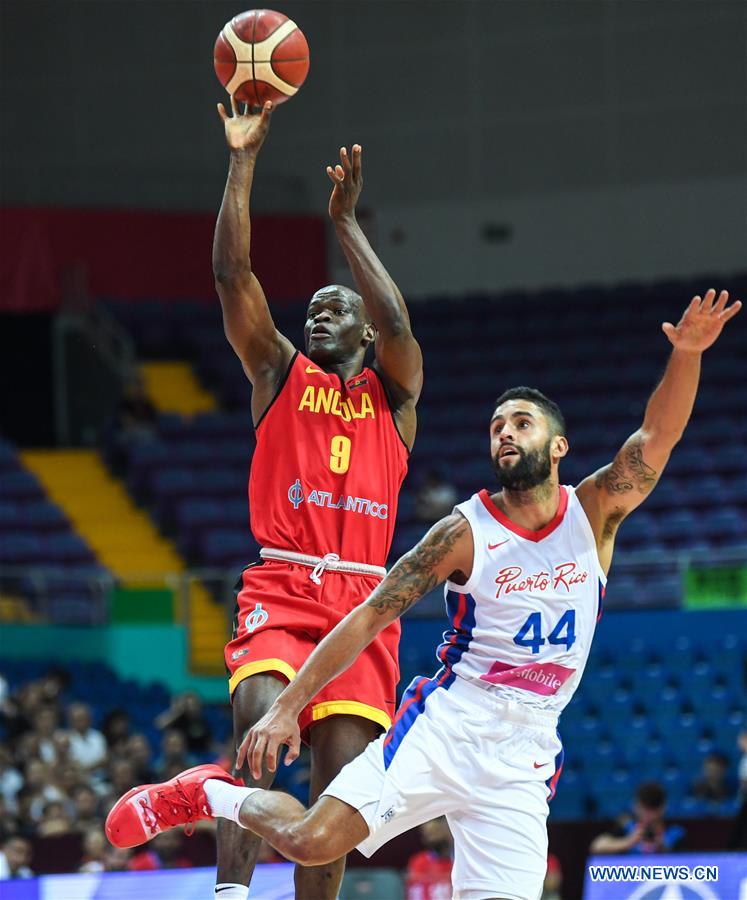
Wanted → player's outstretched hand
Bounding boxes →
[662,289,741,352]
[217,96,273,153]
[327,145,363,222]
[237,701,301,780]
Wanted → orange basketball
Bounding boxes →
[214,9,310,106]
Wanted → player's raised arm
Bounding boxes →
[577,289,741,569]
[213,97,295,396]
[238,513,473,778]
[326,146,423,427]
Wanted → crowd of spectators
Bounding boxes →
[0,668,221,879]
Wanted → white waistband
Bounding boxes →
[260,547,386,583]
[451,674,559,728]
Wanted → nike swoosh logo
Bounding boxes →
[488,540,510,550]
[533,761,547,769]
[305,365,324,374]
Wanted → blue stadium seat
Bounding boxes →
[0,500,20,527]
[0,532,45,563]
[21,501,68,530]
[0,471,44,500]
[46,534,94,564]
[701,507,744,543]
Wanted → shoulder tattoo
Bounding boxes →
[366,514,469,617]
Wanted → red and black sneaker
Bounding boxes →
[105,763,241,849]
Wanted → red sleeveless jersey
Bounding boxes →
[249,351,409,567]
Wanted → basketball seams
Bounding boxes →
[251,10,259,109]
[214,10,309,105]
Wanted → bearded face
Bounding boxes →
[492,437,553,491]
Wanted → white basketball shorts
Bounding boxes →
[322,671,563,900]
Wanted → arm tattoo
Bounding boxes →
[366,516,469,617]
[595,436,658,496]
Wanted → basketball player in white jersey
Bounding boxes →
[106,290,740,900]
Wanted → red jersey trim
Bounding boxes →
[254,350,299,429]
[478,486,569,542]
[369,364,411,455]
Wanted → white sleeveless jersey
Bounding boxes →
[436,486,606,717]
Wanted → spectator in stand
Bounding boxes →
[51,730,74,767]
[0,745,23,813]
[0,835,34,880]
[32,705,59,764]
[72,784,102,833]
[155,692,212,756]
[692,751,732,803]
[739,731,747,798]
[0,797,20,844]
[4,682,44,744]
[102,709,131,756]
[101,759,137,812]
[56,761,87,806]
[14,733,42,770]
[79,828,109,873]
[103,845,133,872]
[126,733,155,784]
[67,702,107,770]
[129,829,193,871]
[542,853,563,900]
[154,728,192,778]
[14,787,38,839]
[24,758,65,822]
[590,782,685,855]
[729,731,747,850]
[415,469,458,524]
[37,668,70,707]
[37,799,74,837]
[405,817,453,900]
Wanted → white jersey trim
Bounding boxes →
[567,489,607,586]
[444,506,485,596]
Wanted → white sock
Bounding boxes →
[204,778,260,827]
[214,885,248,899]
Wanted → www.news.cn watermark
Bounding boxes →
[589,864,719,882]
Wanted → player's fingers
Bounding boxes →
[326,165,343,187]
[266,737,280,773]
[702,288,717,310]
[285,734,301,766]
[687,296,701,315]
[249,734,266,780]
[229,93,239,117]
[339,146,352,175]
[713,290,729,313]
[719,299,742,321]
[661,322,676,340]
[217,103,230,122]
[235,733,249,771]
[260,100,273,123]
[352,144,362,179]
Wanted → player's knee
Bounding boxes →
[280,820,335,866]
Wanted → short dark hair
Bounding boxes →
[635,781,666,810]
[492,387,566,437]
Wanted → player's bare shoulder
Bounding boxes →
[371,360,420,452]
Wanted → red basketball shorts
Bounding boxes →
[224,560,400,740]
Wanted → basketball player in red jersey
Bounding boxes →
[211,97,422,900]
